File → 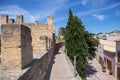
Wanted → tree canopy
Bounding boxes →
[64,9,99,78]
[65,9,88,78]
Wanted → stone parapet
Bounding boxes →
[0,49,54,80]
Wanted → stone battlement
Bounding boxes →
[1,15,55,53]
[0,15,54,25]
[0,15,55,71]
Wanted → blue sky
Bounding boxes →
[0,0,120,35]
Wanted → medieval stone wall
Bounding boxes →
[23,23,55,53]
[1,24,33,70]
[0,15,55,70]
[1,15,55,53]
[18,49,54,80]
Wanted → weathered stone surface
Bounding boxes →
[18,49,54,80]
[1,24,33,70]
[23,23,55,53]
[1,15,8,24]
[0,15,55,53]
[0,15,56,80]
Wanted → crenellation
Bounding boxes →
[9,18,15,23]
[16,15,23,24]
[0,13,56,80]
[1,15,8,24]
[0,15,55,72]
[47,16,53,25]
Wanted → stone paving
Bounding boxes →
[49,49,78,80]
[86,58,115,80]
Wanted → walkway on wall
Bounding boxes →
[45,46,116,80]
[46,47,80,80]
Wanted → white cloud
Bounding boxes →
[81,0,88,5]
[27,0,68,22]
[92,14,105,21]
[0,0,68,23]
[77,2,120,16]
[91,0,108,6]
[0,5,35,22]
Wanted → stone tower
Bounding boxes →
[47,16,53,25]
[1,15,8,24]
[16,15,23,24]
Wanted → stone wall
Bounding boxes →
[0,49,54,80]
[99,39,116,52]
[1,24,33,70]
[18,49,54,80]
[23,23,55,53]
[0,15,55,53]
[1,15,8,24]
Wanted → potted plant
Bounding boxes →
[102,66,106,72]
[109,70,113,75]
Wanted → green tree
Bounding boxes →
[65,9,99,79]
[84,31,99,60]
[59,27,65,36]
[58,27,65,40]
[65,9,88,78]
[65,9,73,58]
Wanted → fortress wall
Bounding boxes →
[21,25,33,69]
[1,24,33,70]
[23,23,55,53]
[0,15,55,54]
[32,25,48,53]
[18,49,54,80]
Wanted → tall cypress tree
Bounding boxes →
[65,9,88,78]
[84,31,99,59]
[65,9,74,58]
[71,16,88,78]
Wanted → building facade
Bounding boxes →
[96,39,120,80]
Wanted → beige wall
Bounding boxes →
[1,24,33,70]
[0,15,8,24]
[18,49,54,80]
[0,15,55,70]
[107,32,120,41]
[23,23,55,53]
[99,39,116,52]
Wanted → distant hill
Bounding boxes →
[97,30,120,35]
[109,30,120,34]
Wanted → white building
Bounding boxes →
[96,39,120,80]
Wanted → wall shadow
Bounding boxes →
[45,45,63,80]
[21,25,33,69]
[85,62,98,78]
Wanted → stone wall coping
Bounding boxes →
[33,51,48,59]
[0,51,48,80]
